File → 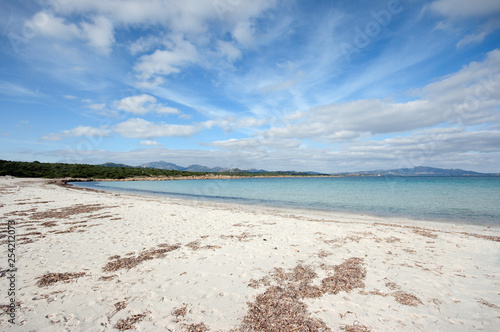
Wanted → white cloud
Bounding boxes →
[114,94,182,116]
[26,12,114,54]
[133,36,198,79]
[115,94,157,114]
[86,103,106,110]
[129,35,163,55]
[155,106,180,115]
[217,40,242,62]
[114,118,199,138]
[41,125,111,141]
[260,49,500,142]
[81,16,115,55]
[45,0,277,35]
[140,140,162,146]
[41,133,63,141]
[64,95,78,99]
[457,18,500,48]
[29,11,81,40]
[426,0,500,48]
[232,21,254,47]
[207,136,301,150]
[62,126,111,137]
[204,116,268,132]
[0,81,41,97]
[426,0,500,19]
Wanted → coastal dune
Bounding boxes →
[1,177,499,331]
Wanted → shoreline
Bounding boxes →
[1,177,499,331]
[69,178,500,229]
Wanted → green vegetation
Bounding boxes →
[0,159,329,179]
[0,160,209,179]
[0,160,324,179]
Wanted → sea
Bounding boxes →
[72,176,500,226]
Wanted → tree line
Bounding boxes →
[0,160,209,179]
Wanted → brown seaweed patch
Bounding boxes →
[185,240,221,251]
[0,301,21,315]
[220,232,258,242]
[392,291,423,306]
[384,280,401,291]
[272,264,318,285]
[31,204,117,220]
[385,236,401,243]
[247,276,271,289]
[238,258,366,331]
[413,228,438,239]
[344,324,372,332]
[114,300,128,312]
[239,286,332,332]
[103,244,180,272]
[4,208,37,217]
[15,200,53,205]
[36,272,87,287]
[99,275,118,281]
[186,322,210,332]
[315,249,333,258]
[172,304,188,318]
[321,258,366,295]
[477,298,500,309]
[114,312,146,331]
[463,233,500,242]
[294,283,324,299]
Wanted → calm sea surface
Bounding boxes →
[73,177,500,225]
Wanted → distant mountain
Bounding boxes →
[333,166,491,177]
[125,160,325,175]
[184,164,223,172]
[99,162,134,168]
[99,162,495,176]
[139,161,184,170]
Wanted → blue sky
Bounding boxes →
[1,0,500,173]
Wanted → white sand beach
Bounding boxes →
[1,177,499,331]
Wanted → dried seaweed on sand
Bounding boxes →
[36,272,86,287]
[114,312,146,330]
[477,298,500,309]
[240,286,332,332]
[186,322,210,332]
[114,300,128,312]
[31,203,117,220]
[103,243,180,272]
[321,257,366,295]
[392,291,423,306]
[272,264,318,285]
[413,228,438,239]
[172,304,188,318]
[185,240,221,251]
[344,324,372,332]
[238,258,366,331]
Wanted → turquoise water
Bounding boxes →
[73,177,500,225]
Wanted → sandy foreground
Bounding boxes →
[0,177,499,331]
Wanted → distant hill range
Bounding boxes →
[332,166,499,177]
[101,161,324,175]
[100,162,498,177]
